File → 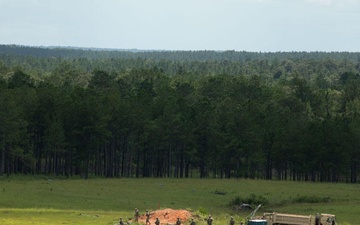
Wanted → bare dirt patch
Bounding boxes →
[138,208,193,224]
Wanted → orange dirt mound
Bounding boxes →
[138,208,193,224]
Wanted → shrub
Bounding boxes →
[292,195,331,203]
[214,189,226,195]
[198,206,208,215]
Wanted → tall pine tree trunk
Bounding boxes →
[0,146,5,176]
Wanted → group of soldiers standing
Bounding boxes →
[206,215,243,225]
[118,209,243,225]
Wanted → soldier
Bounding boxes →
[207,215,213,225]
[119,217,124,225]
[146,210,151,225]
[229,216,235,225]
[176,218,181,225]
[190,218,196,225]
[134,208,140,223]
[155,218,160,225]
[315,213,320,225]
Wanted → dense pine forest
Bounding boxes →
[1,45,360,182]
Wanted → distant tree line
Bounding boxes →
[1,46,360,182]
[2,44,360,62]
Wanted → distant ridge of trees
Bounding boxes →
[1,45,360,182]
[1,44,360,61]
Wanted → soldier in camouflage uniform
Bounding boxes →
[146,210,151,225]
[119,217,124,225]
[315,213,320,225]
[229,217,235,225]
[134,208,140,223]
[207,215,213,225]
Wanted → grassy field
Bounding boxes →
[0,175,359,225]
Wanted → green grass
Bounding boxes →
[0,175,359,225]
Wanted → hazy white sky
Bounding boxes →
[0,0,359,52]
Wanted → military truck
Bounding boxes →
[261,212,337,225]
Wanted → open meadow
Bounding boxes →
[0,176,359,225]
